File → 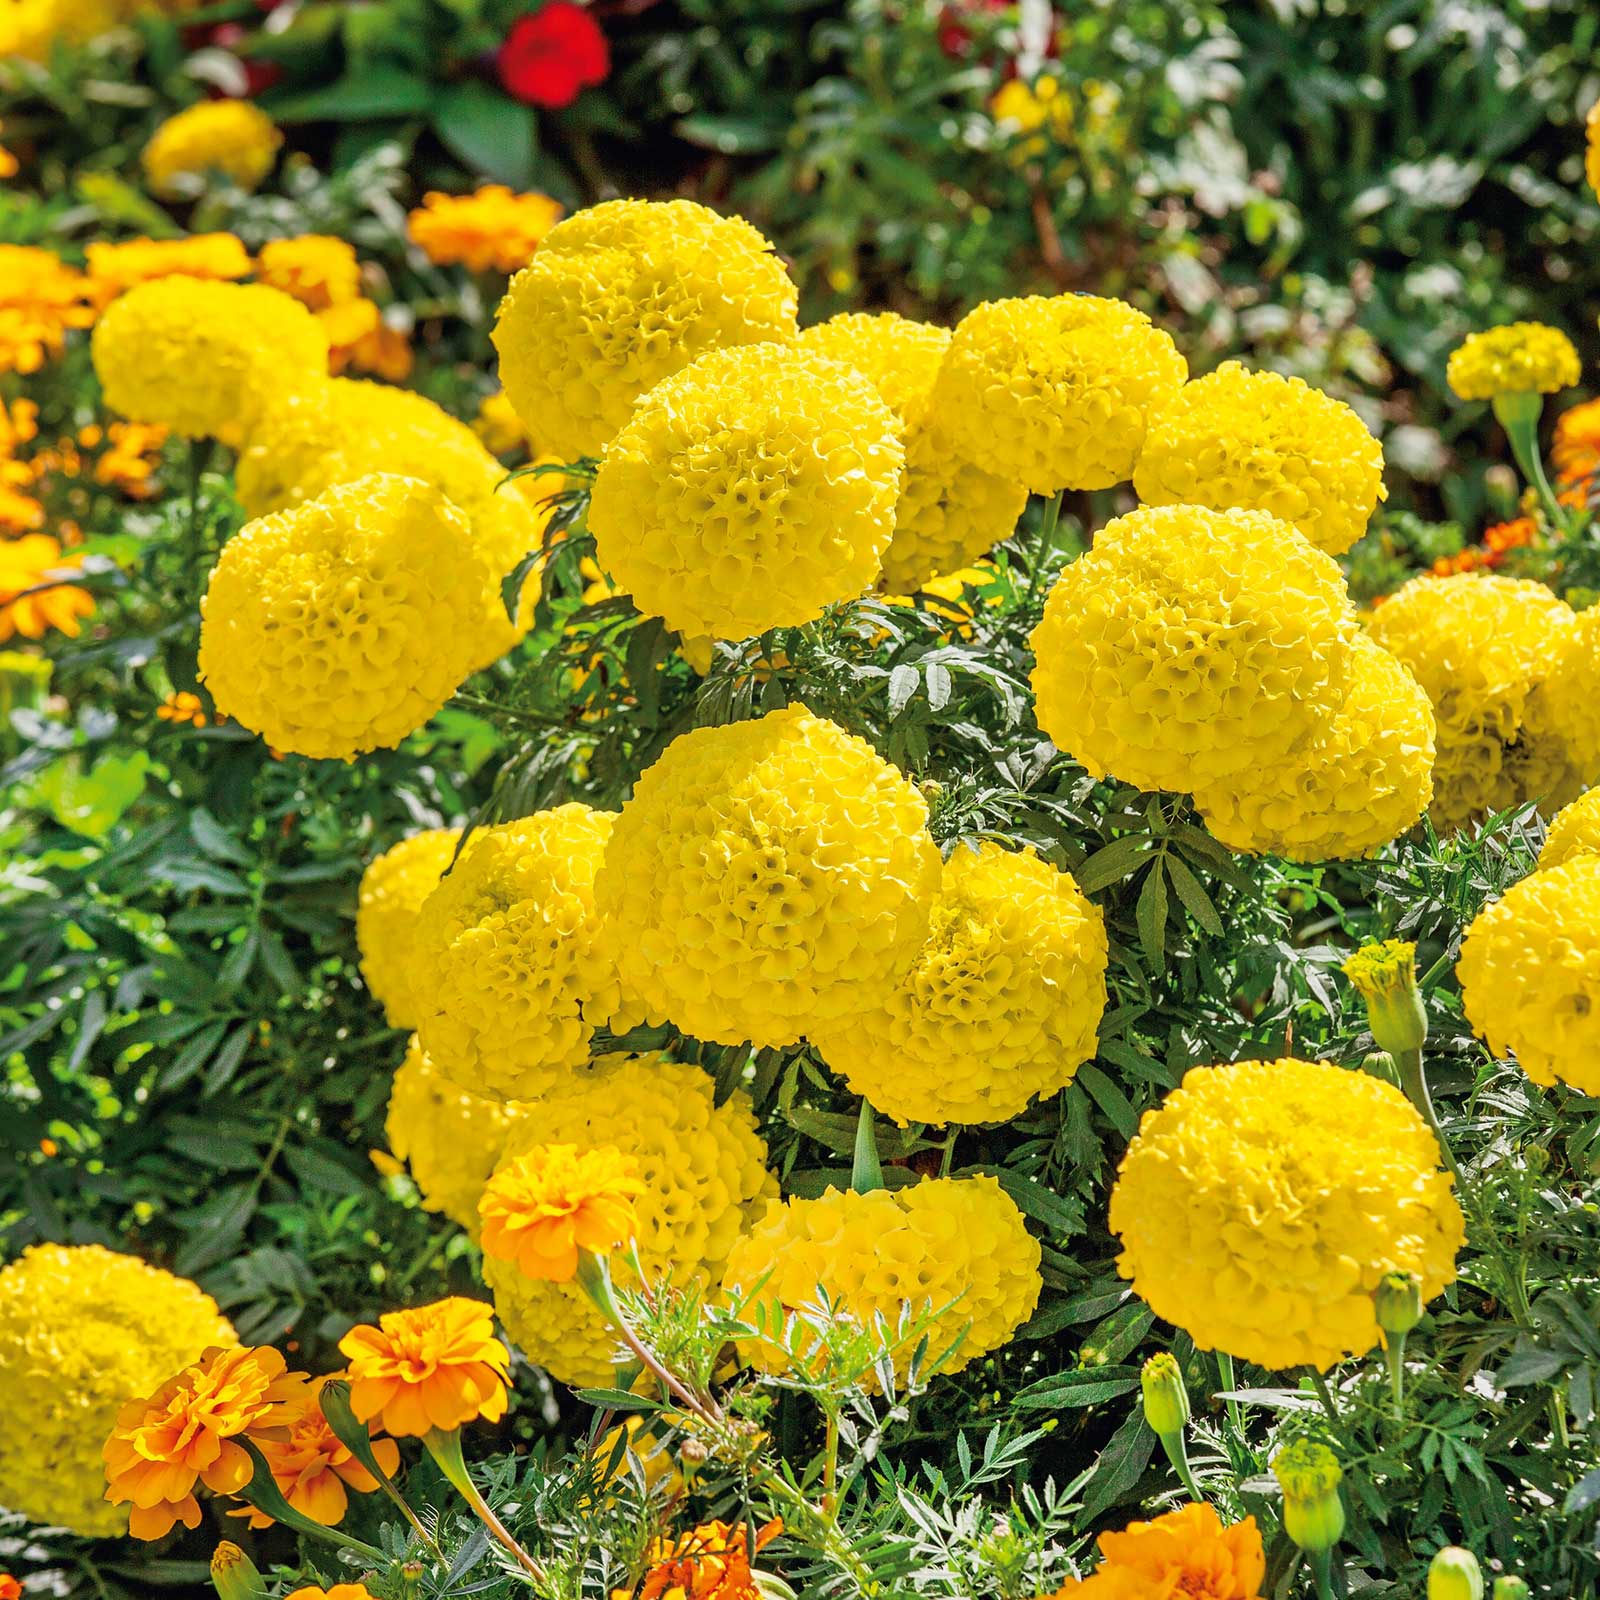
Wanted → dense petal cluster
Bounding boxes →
[1554,396,1600,487]
[811,842,1108,1125]
[84,234,253,304]
[0,246,96,374]
[91,277,328,439]
[484,1056,776,1386]
[256,235,363,310]
[141,101,281,197]
[1108,1058,1464,1370]
[636,1519,781,1600]
[929,294,1187,494]
[795,311,950,425]
[1538,788,1600,870]
[478,1143,643,1280]
[1526,607,1600,782]
[407,186,564,274]
[199,475,490,759]
[1133,362,1385,555]
[596,706,940,1046]
[1458,857,1600,1094]
[1194,635,1436,861]
[1030,505,1356,792]
[493,198,799,460]
[340,1298,509,1436]
[1446,323,1580,400]
[590,343,902,638]
[356,829,462,1028]
[412,804,632,1101]
[722,1175,1042,1381]
[0,1244,234,1536]
[1047,1503,1266,1600]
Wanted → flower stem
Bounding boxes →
[1384,1333,1407,1422]
[1308,1548,1336,1600]
[1156,1428,1204,1502]
[423,1428,550,1588]
[234,1440,387,1564]
[1309,1369,1340,1425]
[1498,400,1571,534]
[1217,1352,1246,1443]
[1395,1046,1459,1181]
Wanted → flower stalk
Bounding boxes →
[423,1426,550,1587]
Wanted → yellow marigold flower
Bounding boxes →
[590,342,903,639]
[1526,606,1600,787]
[485,1055,775,1386]
[1446,323,1580,401]
[1553,396,1600,487]
[408,184,563,274]
[0,0,132,60]
[104,1345,291,1541]
[141,100,282,198]
[1458,857,1600,1094]
[1031,505,1357,794]
[723,1175,1042,1382]
[636,1518,782,1600]
[84,233,253,307]
[318,297,413,382]
[1134,362,1385,556]
[810,841,1108,1126]
[356,828,462,1029]
[0,245,95,374]
[1109,1058,1464,1371]
[0,534,94,641]
[340,1297,508,1437]
[0,1243,234,1536]
[1588,99,1600,204]
[156,690,207,728]
[597,705,940,1047]
[1538,787,1600,870]
[991,76,1074,162]
[492,197,799,461]
[413,804,634,1100]
[795,310,949,425]
[256,234,361,311]
[92,276,328,440]
[1365,573,1578,831]
[474,389,528,455]
[479,1142,643,1280]
[1045,1502,1265,1600]
[198,474,489,760]
[929,294,1187,495]
[1193,634,1435,861]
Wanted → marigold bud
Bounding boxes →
[1374,1271,1423,1339]
[1272,1439,1345,1554]
[1491,1576,1529,1600]
[1429,1547,1485,1600]
[1362,1051,1401,1087]
[210,1541,267,1600]
[1342,940,1427,1055]
[1140,1352,1190,1437]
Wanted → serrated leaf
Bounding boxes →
[1136,858,1169,968]
[1164,850,1223,936]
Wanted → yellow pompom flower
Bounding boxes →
[1030,505,1356,793]
[198,475,490,760]
[91,276,328,440]
[1194,635,1436,862]
[357,829,462,1028]
[141,101,282,198]
[484,1055,775,1387]
[0,1243,235,1536]
[478,1143,643,1280]
[1458,858,1600,1094]
[589,342,902,639]
[1588,100,1600,204]
[795,311,950,424]
[492,198,798,461]
[1134,362,1385,556]
[1446,323,1580,401]
[722,1175,1042,1381]
[1538,787,1600,870]
[928,294,1187,494]
[810,841,1108,1126]
[596,706,940,1047]
[412,804,633,1101]
[1526,606,1600,787]
[1108,1058,1464,1371]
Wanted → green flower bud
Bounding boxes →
[1141,1352,1191,1437]
[1491,1577,1529,1600]
[1342,940,1427,1055]
[1375,1271,1423,1338]
[1428,1546,1484,1600]
[210,1541,267,1600]
[1272,1439,1345,1554]
[1361,1050,1401,1088]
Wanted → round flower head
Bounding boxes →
[286,1587,375,1600]
[1554,396,1600,488]
[92,277,329,440]
[1134,362,1385,556]
[198,475,491,760]
[589,343,902,639]
[1046,1502,1265,1600]
[1108,1058,1464,1371]
[1030,505,1357,793]
[357,829,462,1028]
[1539,787,1600,870]
[795,311,950,425]
[1458,857,1600,1094]
[412,804,633,1101]
[484,1055,776,1386]
[408,185,564,275]
[141,101,282,197]
[478,1143,643,1280]
[339,1297,509,1436]
[596,706,940,1047]
[722,1175,1042,1382]
[1447,323,1580,401]
[384,1036,525,1233]
[492,198,798,460]
[810,841,1108,1126]
[0,1244,234,1535]
[928,294,1187,494]
[1525,606,1600,786]
[1194,634,1436,862]
[256,235,363,311]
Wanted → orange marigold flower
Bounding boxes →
[636,1519,782,1600]
[0,1576,20,1600]
[84,234,253,307]
[478,1143,643,1282]
[318,299,414,381]
[339,1297,509,1437]
[0,118,18,181]
[156,691,207,728]
[0,535,94,642]
[1044,1503,1265,1600]
[94,421,167,497]
[407,186,564,274]
[285,1587,375,1600]
[102,1345,294,1542]
[0,247,95,374]
[256,235,362,311]
[1555,395,1600,488]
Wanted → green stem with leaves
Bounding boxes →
[423,1428,551,1589]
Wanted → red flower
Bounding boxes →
[497,3,610,110]
[937,0,1009,60]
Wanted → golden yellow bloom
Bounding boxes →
[795,310,949,425]
[340,1297,509,1437]
[0,245,95,374]
[929,293,1186,494]
[0,534,94,642]
[1109,1058,1463,1371]
[256,234,361,310]
[1446,323,1580,401]
[473,389,528,455]
[91,420,167,496]
[0,1243,234,1536]
[636,1519,782,1600]
[811,841,1108,1126]
[285,1587,375,1600]
[590,342,903,639]
[356,828,463,1029]
[318,297,413,381]
[0,0,136,60]
[1527,606,1600,787]
[1046,1503,1265,1600]
[142,100,282,197]
[84,233,253,306]
[492,198,798,461]
[1538,787,1600,870]
[408,185,563,274]
[1134,362,1385,556]
[156,690,207,728]
[479,1143,643,1280]
[991,76,1074,161]
[0,121,15,180]
[1553,396,1600,487]
[596,706,940,1047]
[1588,99,1600,203]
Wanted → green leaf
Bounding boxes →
[1074,833,1154,894]
[1077,1408,1156,1524]
[1164,851,1224,936]
[1136,858,1169,969]
[269,66,437,123]
[1074,1063,1139,1140]
[1012,1365,1142,1410]
[432,82,539,187]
